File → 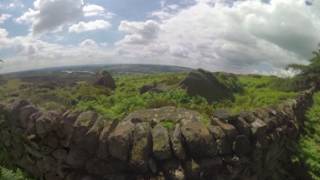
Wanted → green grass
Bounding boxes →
[297,92,320,179]
[0,73,297,122]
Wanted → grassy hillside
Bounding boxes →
[0,72,297,122]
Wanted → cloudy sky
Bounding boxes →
[0,0,319,75]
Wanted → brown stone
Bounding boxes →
[181,120,217,158]
[108,121,135,161]
[130,122,152,172]
[171,124,186,160]
[152,124,172,160]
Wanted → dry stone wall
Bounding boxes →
[0,87,316,180]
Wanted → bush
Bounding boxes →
[297,92,320,179]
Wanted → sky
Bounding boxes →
[0,0,319,75]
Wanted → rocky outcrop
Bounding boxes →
[180,69,234,103]
[0,86,316,180]
[139,83,168,94]
[94,70,116,90]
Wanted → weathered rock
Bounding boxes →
[183,159,201,179]
[250,118,267,138]
[66,148,89,169]
[211,118,238,139]
[108,121,135,161]
[71,111,99,154]
[213,109,232,120]
[139,83,168,94]
[152,124,172,160]
[130,122,152,172]
[180,69,234,103]
[171,124,186,160]
[233,135,251,156]
[181,120,217,158]
[208,125,233,155]
[35,112,59,138]
[52,149,68,161]
[229,117,251,137]
[18,105,38,129]
[94,70,116,90]
[97,120,115,160]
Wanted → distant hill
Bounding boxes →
[4,64,192,77]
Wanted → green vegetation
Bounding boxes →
[161,120,175,130]
[0,68,301,179]
[297,92,320,179]
[287,48,320,90]
[0,167,32,180]
[0,72,297,122]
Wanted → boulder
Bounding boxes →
[152,124,172,160]
[94,70,116,90]
[208,125,233,155]
[139,83,168,94]
[180,120,217,158]
[211,118,238,139]
[130,122,152,172]
[180,69,233,103]
[72,111,99,154]
[171,124,186,160]
[108,121,135,161]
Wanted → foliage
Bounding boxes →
[287,48,320,90]
[161,120,175,130]
[0,167,33,180]
[0,72,297,121]
[297,92,320,179]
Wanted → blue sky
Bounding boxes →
[0,0,319,75]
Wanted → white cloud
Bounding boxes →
[69,20,111,33]
[83,4,113,18]
[117,20,160,45]
[79,39,98,48]
[0,35,116,73]
[16,0,84,35]
[116,0,320,74]
[0,14,11,23]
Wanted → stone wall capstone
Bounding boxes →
[0,87,316,180]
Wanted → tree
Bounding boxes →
[287,49,320,90]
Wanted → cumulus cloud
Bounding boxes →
[69,20,111,33]
[83,4,113,18]
[16,0,84,35]
[0,14,11,23]
[116,0,320,74]
[79,39,98,48]
[117,20,160,45]
[0,35,116,73]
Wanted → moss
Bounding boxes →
[160,120,175,130]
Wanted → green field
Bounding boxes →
[0,72,297,122]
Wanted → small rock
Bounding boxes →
[233,135,251,156]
